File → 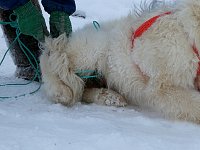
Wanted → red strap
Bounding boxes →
[192,45,200,76]
[131,11,200,77]
[131,11,172,48]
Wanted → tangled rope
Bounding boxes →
[0,17,102,99]
[0,14,41,99]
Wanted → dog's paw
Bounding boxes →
[49,81,75,106]
[83,88,127,107]
[100,89,127,107]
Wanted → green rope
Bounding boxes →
[74,21,102,79]
[0,18,102,99]
[75,69,101,79]
[93,21,100,31]
[0,18,42,99]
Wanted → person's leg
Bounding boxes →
[0,0,42,81]
[42,0,76,38]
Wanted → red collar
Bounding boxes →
[131,11,200,76]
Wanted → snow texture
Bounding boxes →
[0,0,200,150]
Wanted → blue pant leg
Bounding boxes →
[41,0,76,15]
[0,0,29,10]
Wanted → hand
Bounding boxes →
[14,1,49,42]
[50,11,72,38]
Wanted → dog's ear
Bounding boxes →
[56,33,69,43]
[53,33,69,51]
[44,33,69,54]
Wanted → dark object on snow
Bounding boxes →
[0,0,42,81]
[72,10,86,19]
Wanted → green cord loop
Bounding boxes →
[0,16,42,99]
[75,69,102,79]
[93,21,100,31]
[0,17,101,99]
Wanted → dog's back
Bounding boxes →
[40,0,200,124]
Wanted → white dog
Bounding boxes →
[40,0,200,124]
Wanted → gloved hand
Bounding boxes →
[13,1,49,42]
[50,11,72,38]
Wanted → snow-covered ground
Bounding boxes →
[0,0,200,150]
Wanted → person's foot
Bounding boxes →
[15,66,40,81]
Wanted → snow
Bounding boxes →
[0,0,200,150]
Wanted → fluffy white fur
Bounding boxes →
[40,0,200,124]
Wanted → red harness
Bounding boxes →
[131,12,200,76]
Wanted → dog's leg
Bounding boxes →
[143,81,200,124]
[107,50,200,123]
[82,88,127,107]
[40,46,84,106]
[0,1,42,81]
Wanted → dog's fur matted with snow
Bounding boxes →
[40,0,200,124]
